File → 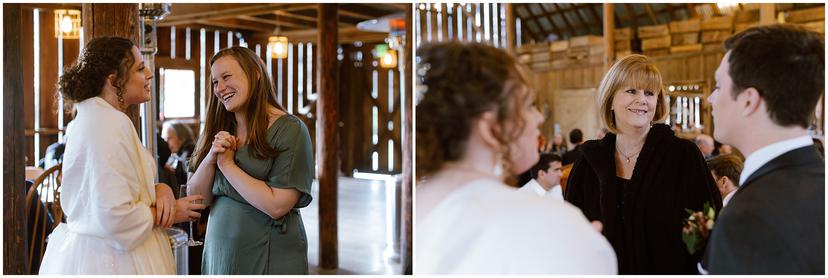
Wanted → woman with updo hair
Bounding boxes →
[415,42,616,274]
[38,36,205,274]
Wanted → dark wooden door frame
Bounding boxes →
[4,3,30,274]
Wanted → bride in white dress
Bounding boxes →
[415,42,617,274]
[38,37,205,274]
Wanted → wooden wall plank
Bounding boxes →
[4,4,29,274]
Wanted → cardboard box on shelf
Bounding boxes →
[642,35,671,51]
[669,18,702,33]
[701,16,734,31]
[639,24,670,38]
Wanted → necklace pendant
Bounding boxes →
[626,158,630,163]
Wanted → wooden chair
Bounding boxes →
[24,164,63,274]
[560,163,573,194]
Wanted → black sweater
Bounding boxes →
[565,124,722,274]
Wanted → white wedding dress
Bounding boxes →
[416,178,617,274]
[39,97,175,274]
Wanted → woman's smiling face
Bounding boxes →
[611,85,658,131]
[211,56,251,113]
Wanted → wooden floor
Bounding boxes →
[300,177,402,275]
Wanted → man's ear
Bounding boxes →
[721,176,733,187]
[739,87,762,117]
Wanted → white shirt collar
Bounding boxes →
[520,179,563,200]
[739,135,813,186]
[722,190,737,207]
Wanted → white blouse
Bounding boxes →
[39,97,174,274]
[416,178,617,274]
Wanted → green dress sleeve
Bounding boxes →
[266,115,314,208]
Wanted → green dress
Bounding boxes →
[202,115,314,274]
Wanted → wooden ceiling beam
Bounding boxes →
[193,19,273,33]
[571,4,593,34]
[337,9,375,20]
[236,15,309,29]
[624,3,639,30]
[536,3,567,38]
[586,4,603,29]
[644,4,659,25]
[162,3,287,25]
[553,3,578,36]
[280,26,388,44]
[515,4,545,42]
[667,4,678,22]
[689,3,701,18]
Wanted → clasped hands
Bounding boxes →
[211,131,241,168]
[153,183,206,228]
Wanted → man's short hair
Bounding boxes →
[569,129,584,144]
[530,153,562,179]
[724,24,824,128]
[706,154,744,186]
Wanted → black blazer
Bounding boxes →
[562,144,582,165]
[565,124,722,274]
[707,146,825,274]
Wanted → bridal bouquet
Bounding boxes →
[682,202,716,255]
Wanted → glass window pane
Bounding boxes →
[162,69,196,118]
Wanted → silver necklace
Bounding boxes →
[616,142,644,163]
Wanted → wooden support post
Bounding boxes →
[81,3,142,132]
[401,5,413,274]
[3,3,28,274]
[506,3,516,53]
[317,3,339,270]
[603,3,615,67]
[760,4,776,26]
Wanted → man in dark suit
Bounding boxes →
[705,24,824,274]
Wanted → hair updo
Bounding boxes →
[415,42,530,180]
[57,36,135,109]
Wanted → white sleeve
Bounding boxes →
[83,125,154,251]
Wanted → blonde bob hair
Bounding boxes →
[597,54,667,134]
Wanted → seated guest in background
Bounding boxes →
[563,129,584,165]
[694,134,715,159]
[161,120,196,195]
[705,154,743,207]
[519,153,564,200]
[565,54,721,274]
[416,42,616,274]
[706,24,824,274]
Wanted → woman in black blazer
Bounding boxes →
[565,54,722,274]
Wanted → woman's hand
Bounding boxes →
[154,183,176,228]
[212,131,238,168]
[174,195,208,223]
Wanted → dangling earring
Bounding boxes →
[115,89,126,111]
[493,149,505,177]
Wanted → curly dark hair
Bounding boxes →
[415,42,530,180]
[57,36,135,110]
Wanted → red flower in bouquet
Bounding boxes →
[682,202,716,255]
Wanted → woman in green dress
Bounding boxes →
[187,46,313,274]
